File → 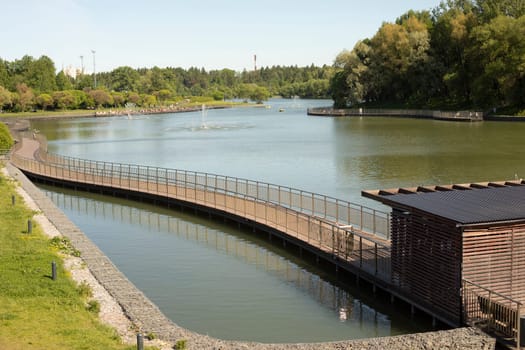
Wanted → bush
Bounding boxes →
[0,122,13,149]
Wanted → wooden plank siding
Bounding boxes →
[463,225,525,304]
[391,209,462,324]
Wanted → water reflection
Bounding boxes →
[40,185,427,342]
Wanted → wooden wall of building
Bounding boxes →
[463,224,525,304]
[391,209,463,323]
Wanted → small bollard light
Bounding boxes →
[136,333,144,350]
[51,261,57,281]
[27,219,32,234]
[11,195,15,205]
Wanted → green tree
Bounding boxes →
[140,94,157,107]
[56,71,73,91]
[25,55,57,93]
[476,0,525,21]
[469,15,525,108]
[0,85,12,111]
[111,91,125,107]
[88,89,113,108]
[15,83,35,111]
[52,91,76,110]
[36,93,53,110]
[156,89,172,103]
[110,66,139,92]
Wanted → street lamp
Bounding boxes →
[91,50,96,88]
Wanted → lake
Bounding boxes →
[31,99,525,342]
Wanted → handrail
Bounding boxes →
[34,148,391,239]
[11,146,392,281]
[462,279,522,347]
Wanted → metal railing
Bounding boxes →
[33,148,391,239]
[11,139,392,282]
[463,279,522,347]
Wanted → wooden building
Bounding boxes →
[363,180,525,328]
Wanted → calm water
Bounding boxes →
[31,99,525,342]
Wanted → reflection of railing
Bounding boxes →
[462,279,522,347]
[11,139,392,283]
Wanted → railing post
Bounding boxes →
[360,206,363,230]
[387,212,391,240]
[335,199,339,223]
[307,216,310,243]
[332,227,335,255]
[374,242,378,275]
[324,195,327,219]
[359,236,363,268]
[517,303,521,349]
[373,209,376,234]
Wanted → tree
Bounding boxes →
[140,94,157,107]
[476,0,525,21]
[469,15,525,107]
[25,55,57,93]
[111,91,125,107]
[15,83,35,111]
[56,71,73,91]
[36,93,53,110]
[0,85,12,111]
[156,89,172,103]
[110,66,139,92]
[52,91,76,110]
[88,89,113,108]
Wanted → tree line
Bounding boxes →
[331,0,525,113]
[0,55,333,112]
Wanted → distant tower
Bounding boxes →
[254,54,257,71]
[79,55,84,74]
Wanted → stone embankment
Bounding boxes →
[4,162,496,350]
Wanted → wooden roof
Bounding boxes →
[362,180,525,226]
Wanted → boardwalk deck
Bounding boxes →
[11,138,391,283]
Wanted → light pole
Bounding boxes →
[91,50,96,88]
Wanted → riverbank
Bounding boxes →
[0,101,254,121]
[307,107,484,122]
[0,165,168,349]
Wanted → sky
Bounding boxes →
[3,0,441,73]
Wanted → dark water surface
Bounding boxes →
[31,99,525,342]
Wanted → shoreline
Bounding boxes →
[1,165,173,350]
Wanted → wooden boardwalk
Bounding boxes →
[12,137,393,284]
[11,136,469,328]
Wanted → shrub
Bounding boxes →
[0,122,13,149]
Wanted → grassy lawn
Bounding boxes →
[0,167,153,350]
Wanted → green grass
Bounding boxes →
[0,167,156,350]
